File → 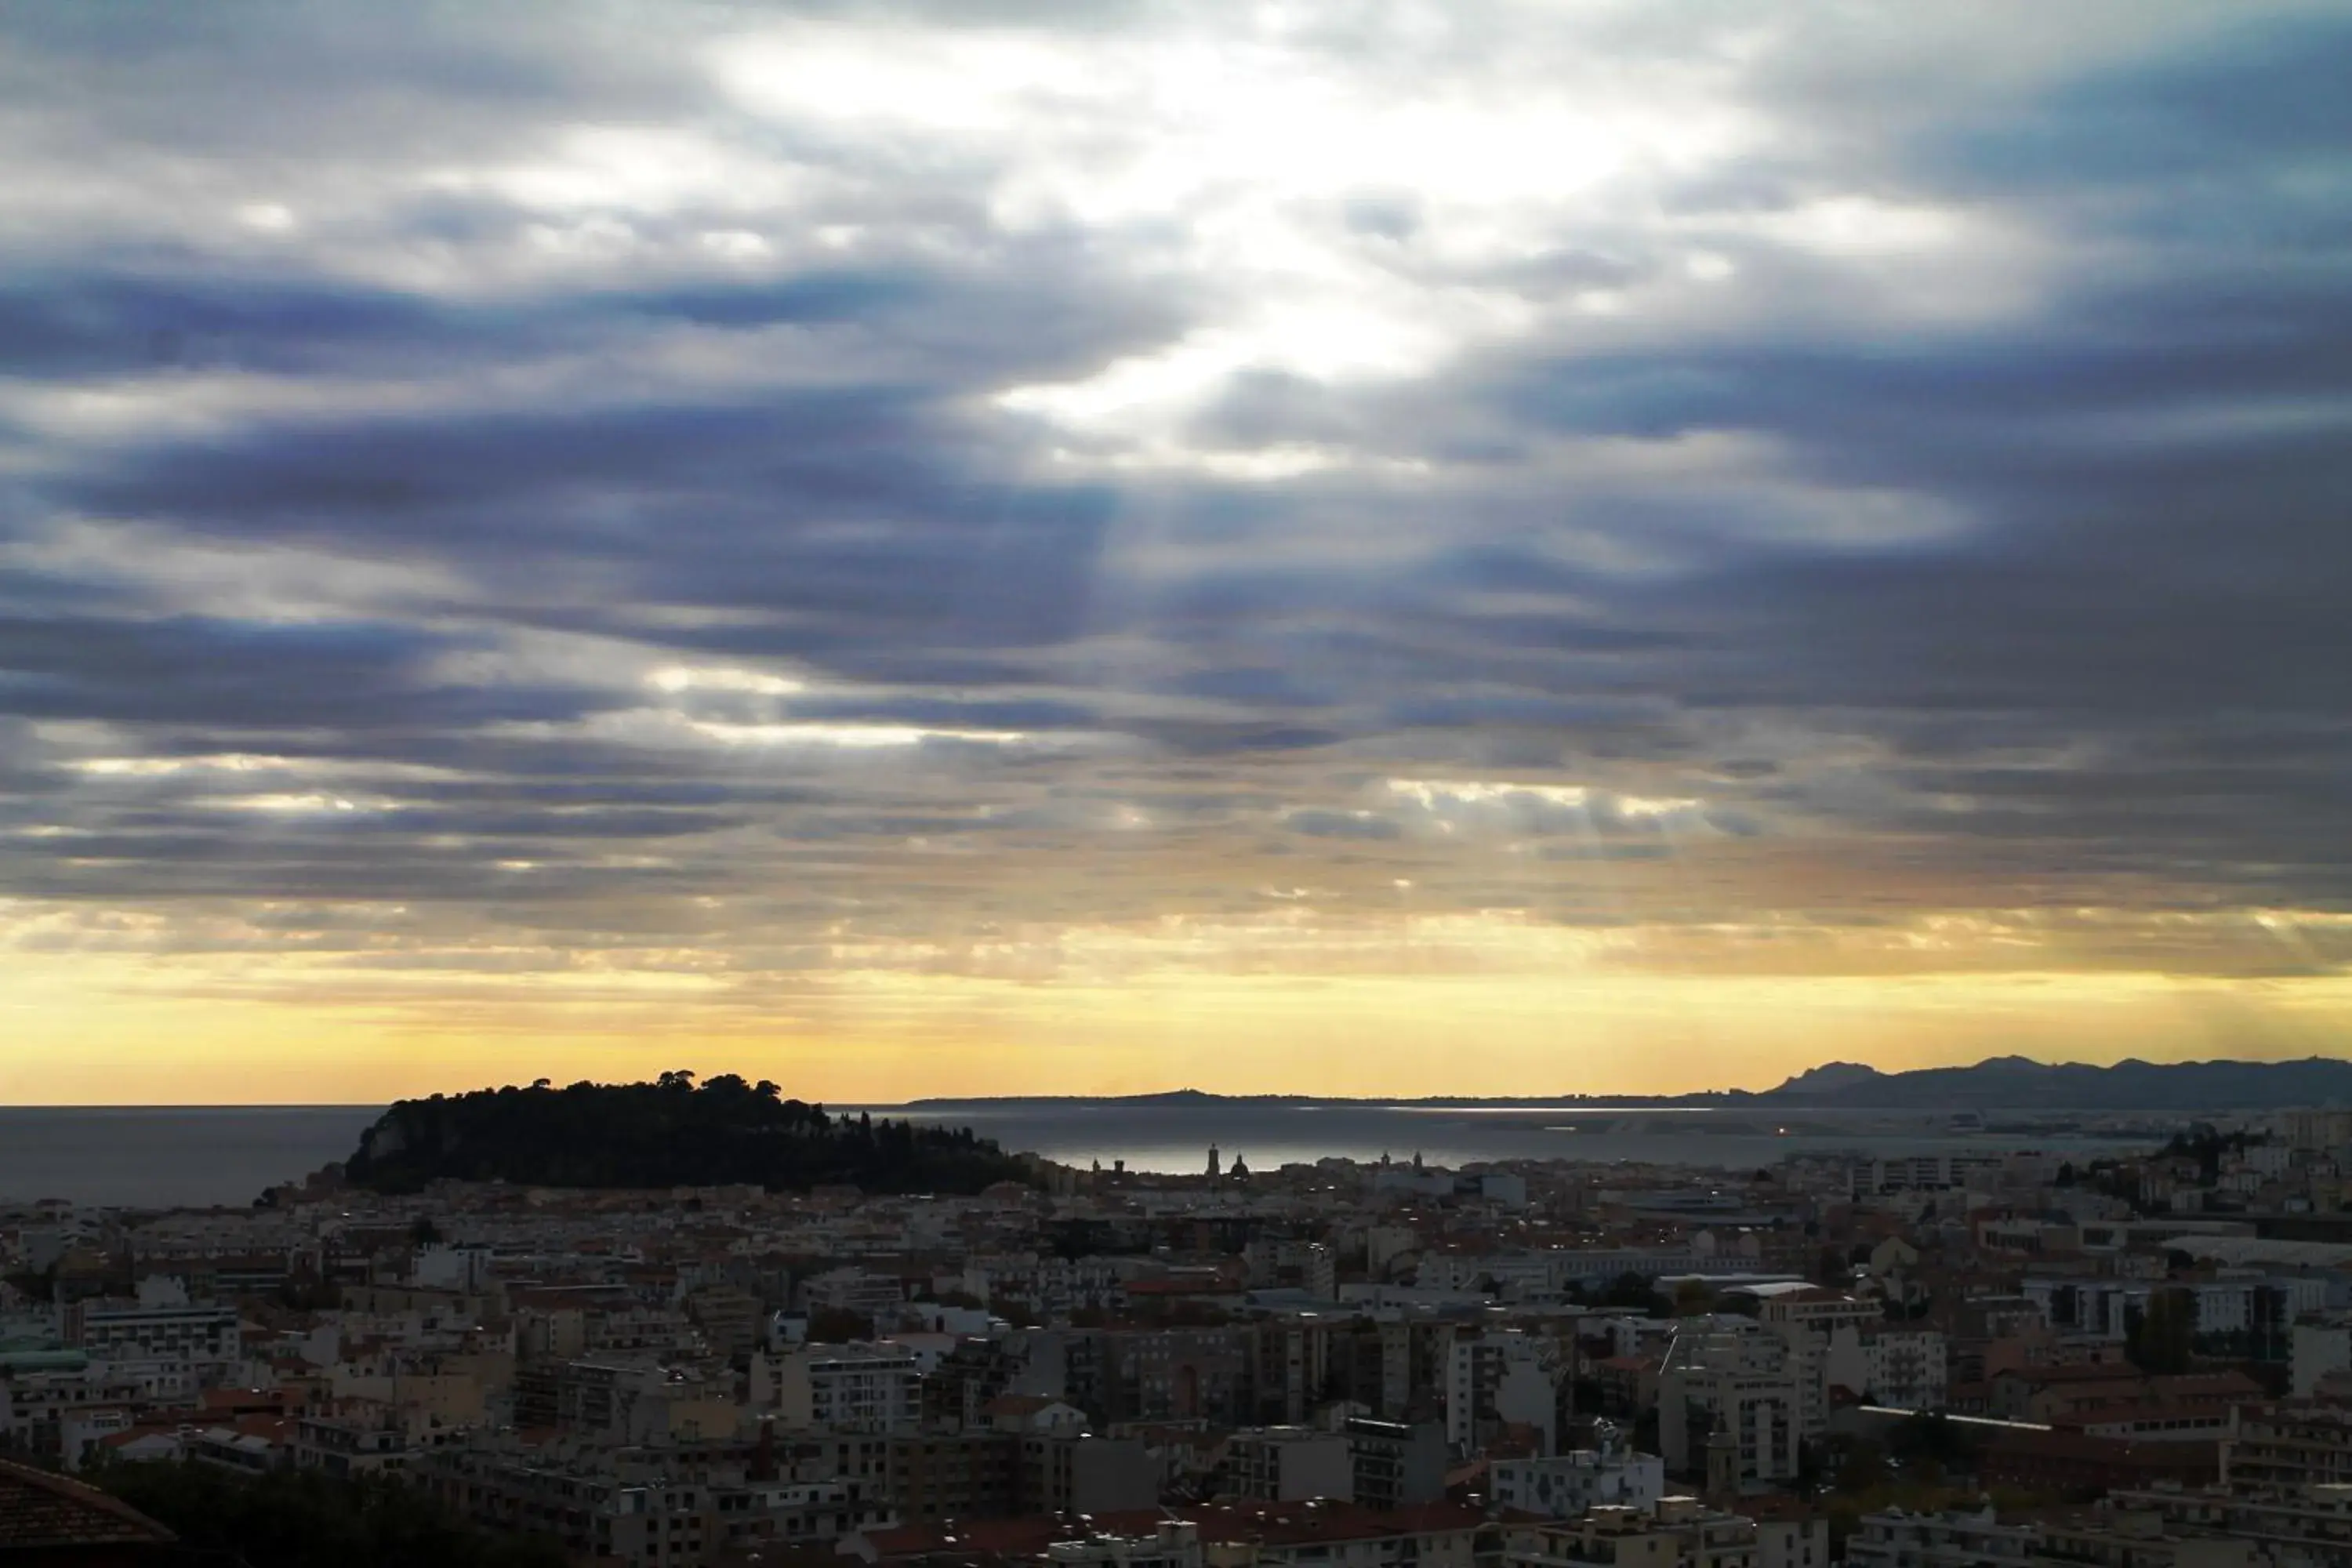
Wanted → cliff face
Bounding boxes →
[340,1073,1034,1195]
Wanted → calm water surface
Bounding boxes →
[883,1101,2147,1178]
[0,1105,383,1208]
[0,1100,2148,1207]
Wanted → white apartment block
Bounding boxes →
[1446,1331,1559,1453]
[1748,1287,1888,1435]
[1822,1327,1947,1410]
[1659,1319,1803,1486]
[1489,1443,1665,1518]
[1865,1154,2007,1193]
[772,1341,920,1432]
[72,1300,241,1374]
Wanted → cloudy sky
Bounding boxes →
[3,1,2349,1103]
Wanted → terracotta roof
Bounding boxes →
[866,1510,1164,1558]
[1733,1494,1824,1523]
[2147,1371,2263,1396]
[199,1386,286,1412]
[0,1457,177,1550]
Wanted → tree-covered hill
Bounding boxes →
[340,1072,1035,1195]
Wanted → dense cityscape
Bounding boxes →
[5,0,2348,1562]
[13,1084,2352,1565]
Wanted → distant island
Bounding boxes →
[904,1054,2352,1114]
[341,1073,1034,1196]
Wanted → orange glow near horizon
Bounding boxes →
[5,935,2347,1105]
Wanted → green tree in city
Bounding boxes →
[92,1461,564,1568]
[2126,1286,2198,1374]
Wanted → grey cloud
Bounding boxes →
[1,0,2347,989]
[1936,13,2352,192]
[0,614,605,730]
[1541,844,1673,863]
[1283,810,1403,841]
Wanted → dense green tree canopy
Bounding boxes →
[96,1461,564,1568]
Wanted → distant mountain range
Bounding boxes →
[905,1056,2352,1113]
[1760,1055,2352,1111]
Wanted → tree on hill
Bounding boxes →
[341,1074,1034,1196]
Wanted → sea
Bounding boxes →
[0,1099,2158,1210]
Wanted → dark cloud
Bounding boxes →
[0,0,2346,1000]
[1940,13,2352,191]
[0,614,586,729]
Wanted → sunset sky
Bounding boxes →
[3,2,2349,1104]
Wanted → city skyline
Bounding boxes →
[4,2,2350,1104]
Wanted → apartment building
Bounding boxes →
[1345,1418,1447,1511]
[1658,1319,1803,1486]
[415,1444,889,1568]
[1447,1330,1561,1452]
[1831,1329,1948,1411]
[1227,1426,1353,1502]
[2225,1405,2352,1489]
[1506,1497,1759,1568]
[773,1341,921,1432]
[2109,1483,2352,1567]
[2030,1509,2252,1568]
[69,1298,241,1373]
[1844,1506,2034,1568]
[1490,1442,1666,1519]
[1050,1521,1206,1568]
